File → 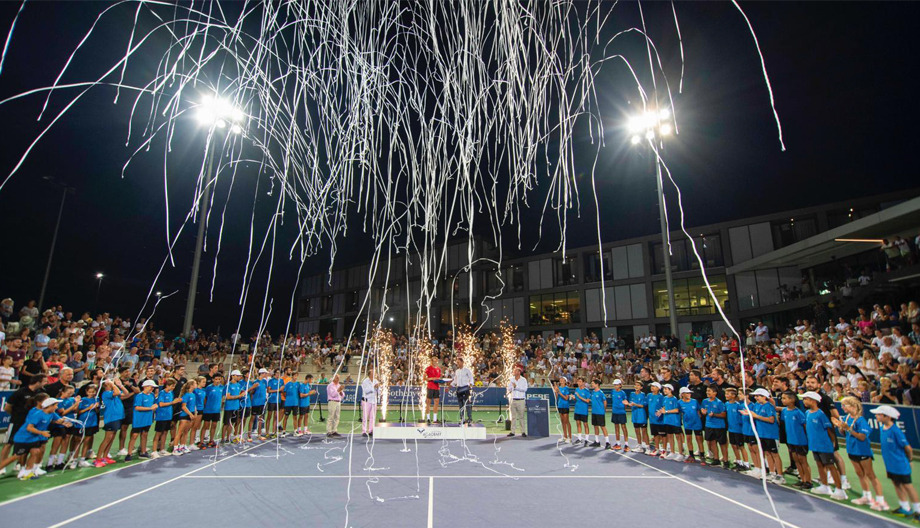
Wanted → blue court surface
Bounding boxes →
[0,435,904,528]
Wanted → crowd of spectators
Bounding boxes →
[2,290,920,405]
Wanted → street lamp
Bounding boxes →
[628,106,678,338]
[94,272,104,314]
[183,93,245,338]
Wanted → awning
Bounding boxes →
[727,195,920,273]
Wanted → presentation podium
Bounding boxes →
[373,422,487,440]
[526,399,550,438]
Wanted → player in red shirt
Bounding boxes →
[425,358,442,425]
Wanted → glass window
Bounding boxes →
[583,252,612,283]
[528,290,580,325]
[653,275,728,317]
[827,206,879,228]
[321,295,333,316]
[771,217,818,249]
[509,265,525,292]
[441,305,477,325]
[653,235,723,274]
[484,265,526,295]
[554,257,578,286]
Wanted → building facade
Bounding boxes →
[296,190,919,345]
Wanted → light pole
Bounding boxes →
[182,94,244,337]
[93,272,104,314]
[37,177,75,313]
[629,107,678,338]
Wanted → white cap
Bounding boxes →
[870,405,901,419]
[663,384,674,391]
[142,380,158,388]
[258,368,269,374]
[613,379,622,385]
[752,388,771,397]
[42,398,62,409]
[802,391,822,401]
[650,382,661,389]
[230,369,242,376]
[679,387,691,395]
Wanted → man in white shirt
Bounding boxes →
[754,322,770,343]
[360,369,379,437]
[450,357,475,424]
[507,367,528,437]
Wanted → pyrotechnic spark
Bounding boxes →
[411,332,433,417]
[455,325,482,379]
[498,320,518,388]
[370,326,394,416]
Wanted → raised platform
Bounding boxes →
[373,422,487,440]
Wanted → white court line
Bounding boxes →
[0,457,160,508]
[612,450,802,528]
[427,476,434,528]
[181,474,673,479]
[615,436,905,528]
[45,443,264,528]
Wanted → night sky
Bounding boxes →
[0,2,917,335]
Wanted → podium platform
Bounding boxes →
[373,422,487,440]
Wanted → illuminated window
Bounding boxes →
[653,275,728,317]
[529,291,580,325]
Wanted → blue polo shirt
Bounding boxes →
[661,396,680,427]
[267,378,282,404]
[225,382,243,411]
[881,424,911,476]
[702,398,726,429]
[805,409,834,453]
[179,392,197,417]
[155,391,174,421]
[14,408,59,443]
[284,381,300,407]
[781,407,807,446]
[609,389,626,415]
[60,397,78,421]
[194,388,207,413]
[101,390,125,423]
[679,398,702,431]
[241,381,252,408]
[556,386,571,410]
[204,384,224,414]
[647,392,663,425]
[752,401,779,440]
[299,383,313,408]
[629,392,647,424]
[844,415,872,457]
[590,390,606,415]
[250,380,267,407]
[78,397,98,428]
[573,388,591,415]
[132,392,156,428]
[726,401,744,433]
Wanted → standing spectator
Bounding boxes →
[0,298,13,323]
[44,367,74,398]
[3,337,27,375]
[20,350,46,386]
[326,374,344,437]
[0,356,18,390]
[507,367,529,438]
[67,351,86,383]
[755,321,770,343]
[19,300,39,328]
[0,374,46,476]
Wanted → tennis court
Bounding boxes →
[0,432,907,528]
